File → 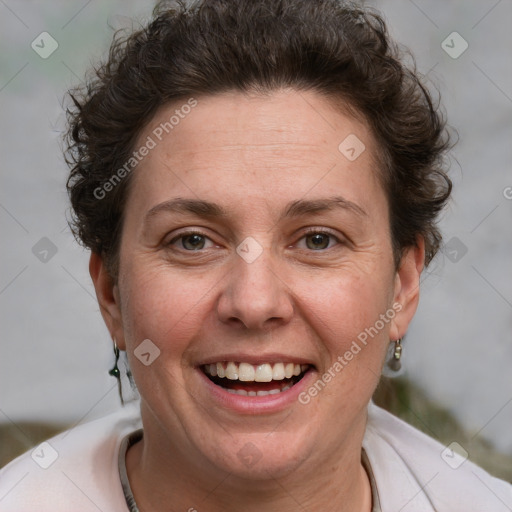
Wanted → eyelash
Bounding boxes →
[167,228,343,252]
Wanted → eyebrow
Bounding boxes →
[283,197,367,219]
[143,196,367,226]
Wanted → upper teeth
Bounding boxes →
[204,362,308,382]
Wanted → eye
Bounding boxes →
[297,230,341,251]
[168,231,214,251]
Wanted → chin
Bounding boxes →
[203,430,313,481]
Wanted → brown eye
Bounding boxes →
[180,234,206,250]
[167,230,218,253]
[305,233,331,250]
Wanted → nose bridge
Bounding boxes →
[217,239,293,329]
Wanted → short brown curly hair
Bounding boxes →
[65,0,452,280]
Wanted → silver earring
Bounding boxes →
[108,339,124,405]
[387,338,403,372]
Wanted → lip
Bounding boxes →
[196,364,317,415]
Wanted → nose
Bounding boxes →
[216,246,294,331]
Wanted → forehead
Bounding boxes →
[127,88,383,217]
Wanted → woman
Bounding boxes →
[1,0,511,510]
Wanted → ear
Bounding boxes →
[389,237,425,341]
[89,252,126,350]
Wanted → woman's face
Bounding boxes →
[92,89,422,479]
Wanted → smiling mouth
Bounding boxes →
[201,362,311,396]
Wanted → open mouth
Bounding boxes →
[201,362,311,396]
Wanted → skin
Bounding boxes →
[90,88,424,512]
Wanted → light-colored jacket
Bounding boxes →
[0,401,510,511]
[363,402,512,510]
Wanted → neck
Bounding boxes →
[126,411,372,512]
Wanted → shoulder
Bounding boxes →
[0,402,142,512]
[363,401,512,512]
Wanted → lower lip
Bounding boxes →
[197,367,316,414]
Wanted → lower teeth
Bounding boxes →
[224,384,292,396]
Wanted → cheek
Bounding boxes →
[301,270,394,364]
[119,262,210,356]
[118,264,215,407]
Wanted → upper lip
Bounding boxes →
[196,353,316,368]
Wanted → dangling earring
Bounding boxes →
[109,339,124,405]
[387,338,403,372]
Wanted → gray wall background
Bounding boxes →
[1,0,511,458]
